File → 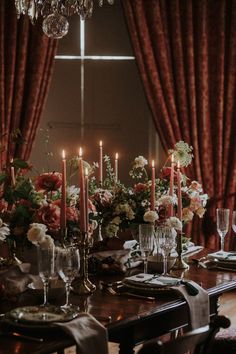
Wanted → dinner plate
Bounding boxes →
[7,305,79,325]
[122,274,181,296]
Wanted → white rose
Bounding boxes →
[39,235,55,249]
[166,217,182,231]
[182,208,194,222]
[134,156,148,168]
[27,225,47,245]
[143,211,159,223]
[158,195,174,207]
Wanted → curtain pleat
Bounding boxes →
[0,0,58,166]
[122,0,236,249]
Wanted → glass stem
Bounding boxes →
[65,283,71,307]
[221,237,225,252]
[144,257,148,274]
[163,255,168,276]
[43,280,49,306]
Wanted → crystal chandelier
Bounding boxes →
[15,0,115,39]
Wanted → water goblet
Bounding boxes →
[216,208,230,252]
[156,226,176,276]
[139,224,155,274]
[37,245,55,307]
[232,211,236,233]
[57,247,80,309]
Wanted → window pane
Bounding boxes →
[85,1,133,56]
[57,15,81,55]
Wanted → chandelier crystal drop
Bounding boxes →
[14,0,115,39]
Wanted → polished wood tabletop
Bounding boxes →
[1,251,236,354]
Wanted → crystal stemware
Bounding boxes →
[156,226,176,276]
[57,247,80,309]
[216,208,230,252]
[139,224,155,274]
[37,246,55,307]
[232,211,236,233]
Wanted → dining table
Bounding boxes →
[1,249,236,354]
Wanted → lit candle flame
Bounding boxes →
[152,160,155,168]
[62,150,66,159]
[79,147,83,157]
[115,153,119,160]
[99,140,103,147]
[85,167,89,177]
[171,154,174,163]
[177,160,180,169]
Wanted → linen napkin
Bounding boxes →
[55,313,108,354]
[0,264,37,295]
[171,281,209,329]
[207,251,236,262]
[124,274,209,330]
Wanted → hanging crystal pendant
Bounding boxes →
[42,13,69,38]
[14,0,115,39]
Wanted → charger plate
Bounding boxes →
[7,305,79,325]
[122,274,181,296]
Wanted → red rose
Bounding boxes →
[66,207,78,222]
[18,199,32,208]
[0,199,8,213]
[35,203,60,231]
[35,172,62,192]
[134,183,148,193]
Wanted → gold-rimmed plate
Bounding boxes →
[7,305,79,325]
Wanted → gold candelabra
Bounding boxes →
[172,230,189,270]
[72,231,96,295]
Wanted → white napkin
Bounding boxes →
[172,281,209,329]
[55,313,108,354]
[124,273,180,287]
[124,273,209,330]
[208,251,236,261]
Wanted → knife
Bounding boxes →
[3,332,44,342]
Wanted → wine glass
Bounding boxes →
[57,247,80,309]
[139,224,155,274]
[156,226,176,276]
[37,246,55,307]
[232,211,236,233]
[216,208,230,252]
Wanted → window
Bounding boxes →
[31,1,163,184]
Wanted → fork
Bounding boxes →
[106,287,155,301]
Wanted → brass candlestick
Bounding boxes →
[172,230,189,270]
[72,231,96,295]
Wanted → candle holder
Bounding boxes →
[172,231,189,270]
[60,227,68,247]
[72,231,96,295]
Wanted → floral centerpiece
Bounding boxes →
[0,141,208,260]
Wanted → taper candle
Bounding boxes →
[169,154,175,217]
[177,160,182,221]
[84,167,89,232]
[10,159,16,187]
[99,140,103,185]
[60,150,67,229]
[151,160,155,211]
[115,153,118,183]
[79,147,86,233]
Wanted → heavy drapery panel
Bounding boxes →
[0,0,58,168]
[122,0,236,249]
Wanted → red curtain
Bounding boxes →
[122,0,236,249]
[0,1,58,168]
